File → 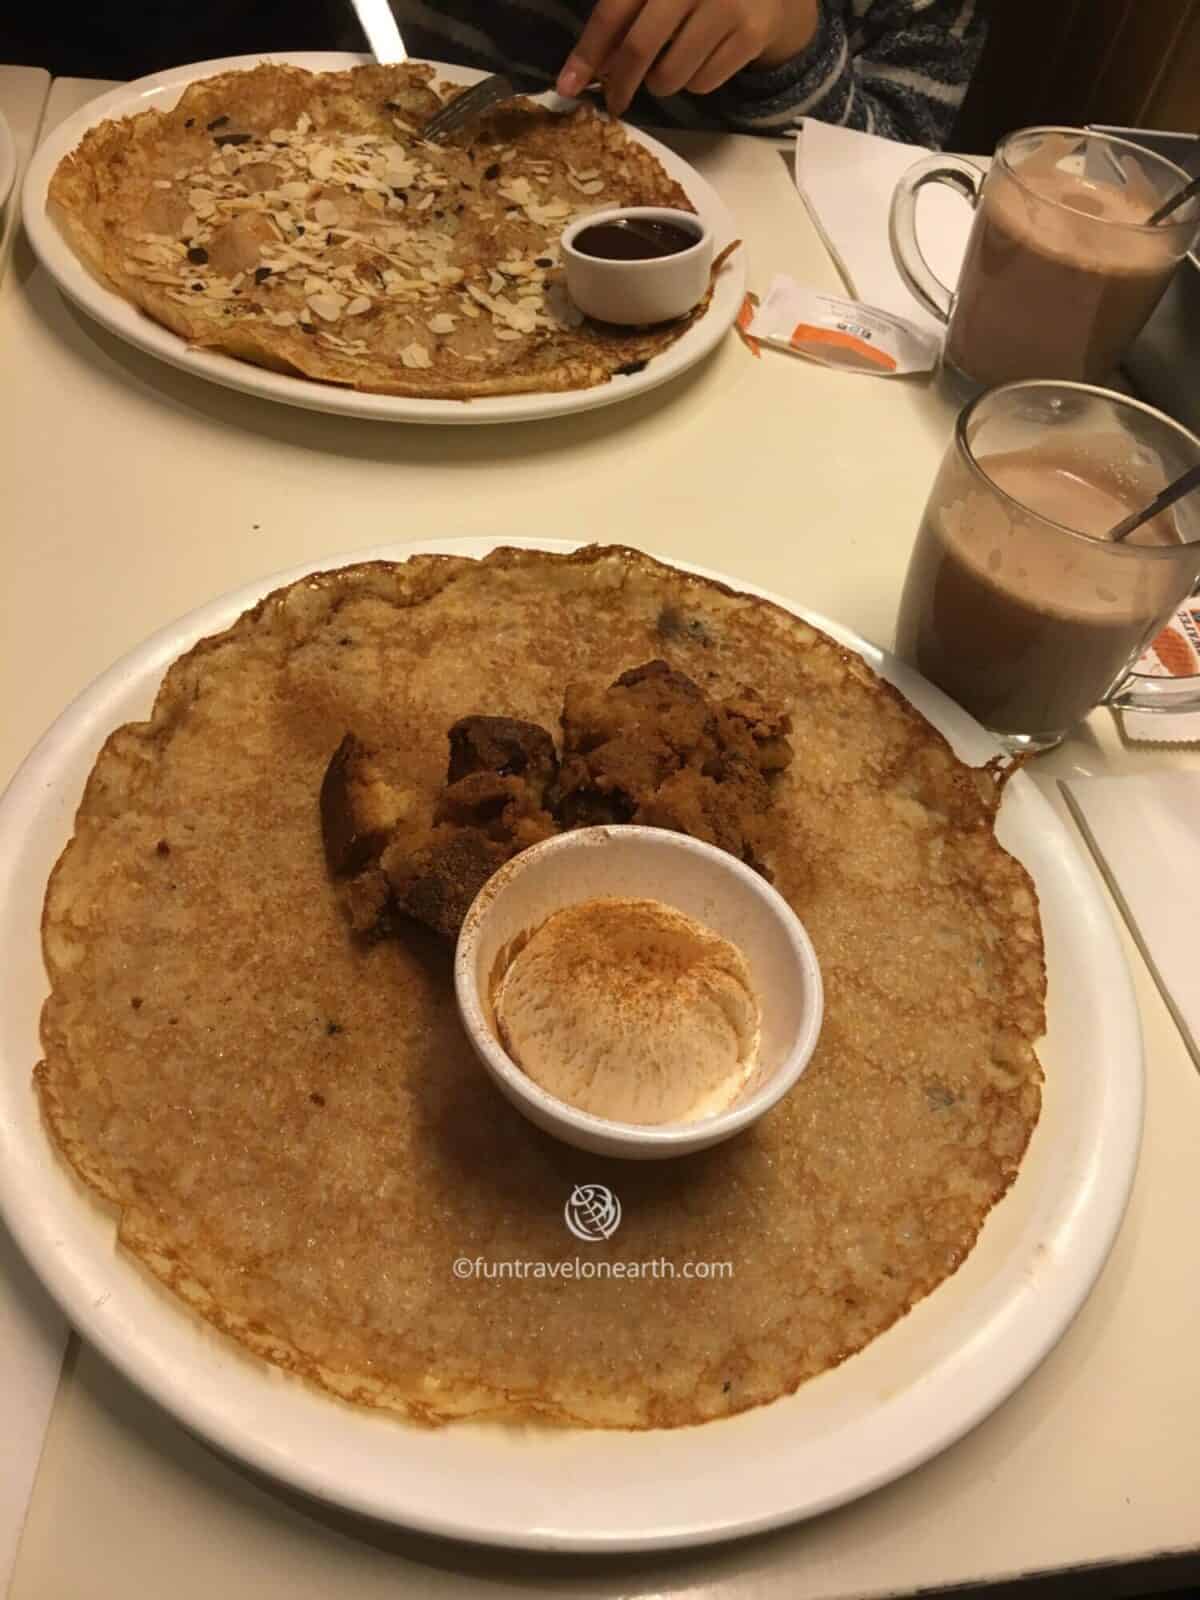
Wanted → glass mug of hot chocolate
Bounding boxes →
[889,127,1200,389]
[895,382,1200,753]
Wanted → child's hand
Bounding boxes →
[557,0,818,115]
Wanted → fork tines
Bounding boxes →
[421,74,515,142]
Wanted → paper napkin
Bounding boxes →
[0,1225,68,1595]
[1061,774,1200,1069]
[794,119,976,338]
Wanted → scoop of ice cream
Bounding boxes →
[492,897,760,1125]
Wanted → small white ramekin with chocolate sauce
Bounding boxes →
[561,207,713,326]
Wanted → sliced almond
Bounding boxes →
[269,127,291,145]
[270,309,298,327]
[188,189,216,217]
[399,341,432,369]
[363,189,386,212]
[545,283,585,329]
[126,266,180,286]
[416,191,437,211]
[313,198,340,227]
[526,198,571,225]
[427,313,456,334]
[498,177,535,207]
[129,242,178,265]
[493,328,523,341]
[307,288,347,322]
[308,146,336,182]
[344,296,372,316]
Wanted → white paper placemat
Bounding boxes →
[794,120,975,338]
[1061,774,1200,1068]
[0,1225,68,1596]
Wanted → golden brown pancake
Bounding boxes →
[49,63,721,399]
[36,548,1045,1428]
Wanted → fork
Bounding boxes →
[419,74,517,142]
[420,74,604,142]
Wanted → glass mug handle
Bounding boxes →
[888,156,984,324]
[1107,579,1200,716]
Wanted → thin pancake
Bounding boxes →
[49,63,718,399]
[36,548,1045,1428]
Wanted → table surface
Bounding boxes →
[5,71,1200,1600]
[0,66,49,278]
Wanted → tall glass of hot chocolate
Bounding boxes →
[890,128,1200,388]
[895,382,1200,753]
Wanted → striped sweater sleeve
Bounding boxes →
[697,0,986,148]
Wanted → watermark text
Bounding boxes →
[453,1255,733,1281]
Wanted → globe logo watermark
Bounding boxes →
[564,1183,622,1242]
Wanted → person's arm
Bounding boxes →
[693,0,987,146]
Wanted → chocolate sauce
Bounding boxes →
[573,217,701,261]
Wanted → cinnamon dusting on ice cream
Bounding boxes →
[492,896,760,1124]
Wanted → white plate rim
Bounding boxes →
[0,537,1143,1552]
[0,107,15,212]
[21,54,745,426]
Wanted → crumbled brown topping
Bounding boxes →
[321,668,791,941]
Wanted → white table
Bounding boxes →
[0,66,50,276]
[4,74,1200,1600]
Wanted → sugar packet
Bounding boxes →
[747,275,939,376]
[1119,599,1200,744]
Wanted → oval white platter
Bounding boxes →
[0,538,1142,1551]
[22,55,745,426]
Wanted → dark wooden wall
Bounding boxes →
[953,0,1200,152]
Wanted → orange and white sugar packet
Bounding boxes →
[735,291,762,357]
[747,277,939,376]
[1136,602,1200,679]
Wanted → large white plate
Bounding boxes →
[22,54,744,426]
[0,539,1142,1552]
[0,108,15,213]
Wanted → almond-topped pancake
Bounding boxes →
[36,548,1045,1429]
[48,62,719,399]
